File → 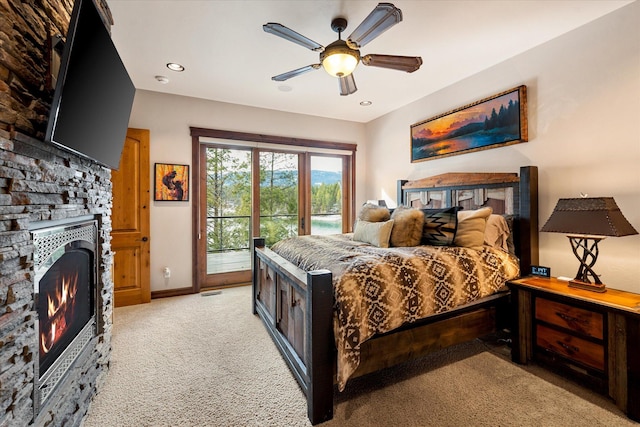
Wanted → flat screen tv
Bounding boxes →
[45,0,135,170]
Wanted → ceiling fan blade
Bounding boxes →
[347,3,402,49]
[272,64,321,82]
[362,54,423,73]
[263,23,324,52]
[338,73,357,96]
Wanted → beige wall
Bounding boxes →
[128,92,366,291]
[364,2,640,293]
[129,2,639,294]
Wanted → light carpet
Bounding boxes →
[81,285,635,427]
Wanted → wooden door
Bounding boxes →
[111,128,151,307]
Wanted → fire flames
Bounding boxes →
[40,272,78,354]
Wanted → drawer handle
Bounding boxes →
[556,311,587,326]
[557,341,579,354]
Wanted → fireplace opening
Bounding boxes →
[31,218,98,416]
[38,248,93,376]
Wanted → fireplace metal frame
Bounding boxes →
[31,217,99,417]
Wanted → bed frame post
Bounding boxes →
[397,179,408,206]
[517,166,539,273]
[306,269,333,425]
[251,237,265,315]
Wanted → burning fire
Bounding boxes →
[40,272,78,354]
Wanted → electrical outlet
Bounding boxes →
[163,267,171,278]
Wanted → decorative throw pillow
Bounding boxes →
[358,203,391,222]
[389,206,424,247]
[484,214,511,252]
[421,207,461,246]
[454,207,493,249]
[353,219,394,248]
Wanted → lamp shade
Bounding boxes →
[321,40,360,77]
[541,197,638,237]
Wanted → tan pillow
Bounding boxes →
[358,203,391,222]
[389,206,424,247]
[454,207,493,249]
[353,220,394,248]
[484,214,510,252]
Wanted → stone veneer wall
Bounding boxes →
[1,1,115,426]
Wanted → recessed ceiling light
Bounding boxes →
[360,100,372,106]
[155,75,169,84]
[166,63,185,72]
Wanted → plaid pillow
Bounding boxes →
[421,207,461,246]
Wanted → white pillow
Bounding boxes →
[454,207,493,249]
[353,219,394,248]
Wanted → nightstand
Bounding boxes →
[507,276,640,422]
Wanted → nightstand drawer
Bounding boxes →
[536,324,605,371]
[535,298,603,339]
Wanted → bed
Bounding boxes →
[252,166,538,424]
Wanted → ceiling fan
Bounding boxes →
[263,2,423,96]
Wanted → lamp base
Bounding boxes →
[568,279,607,293]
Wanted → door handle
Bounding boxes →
[139,236,149,242]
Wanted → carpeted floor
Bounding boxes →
[81,285,635,427]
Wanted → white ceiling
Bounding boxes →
[106,0,633,123]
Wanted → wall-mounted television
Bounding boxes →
[45,0,135,170]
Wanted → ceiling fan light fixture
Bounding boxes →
[320,40,360,77]
[264,3,418,95]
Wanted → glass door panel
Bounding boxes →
[259,151,299,246]
[310,155,343,235]
[205,147,252,275]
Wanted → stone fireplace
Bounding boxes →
[0,1,116,426]
[0,131,115,426]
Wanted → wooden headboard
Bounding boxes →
[397,166,539,273]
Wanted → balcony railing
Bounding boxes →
[207,213,341,248]
[206,215,250,253]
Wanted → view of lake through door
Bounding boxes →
[259,151,299,246]
[195,131,355,291]
[205,147,252,277]
[311,155,343,235]
[205,150,346,277]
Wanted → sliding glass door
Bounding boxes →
[204,147,252,276]
[201,146,303,286]
[259,151,300,246]
[194,132,355,291]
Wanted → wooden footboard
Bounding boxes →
[252,237,335,424]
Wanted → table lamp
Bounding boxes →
[540,197,638,292]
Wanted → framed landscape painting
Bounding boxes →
[410,85,527,162]
[154,163,189,201]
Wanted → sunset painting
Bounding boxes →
[411,86,527,162]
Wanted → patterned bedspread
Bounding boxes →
[270,233,520,391]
